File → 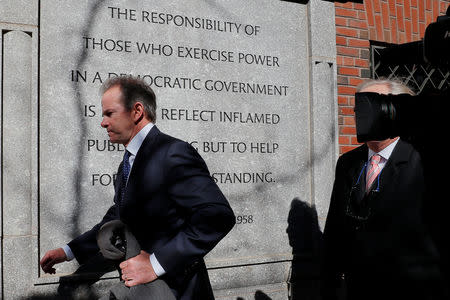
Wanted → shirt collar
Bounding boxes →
[368,138,399,162]
[126,122,154,156]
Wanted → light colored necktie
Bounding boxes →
[366,154,381,192]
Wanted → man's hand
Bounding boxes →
[119,250,157,287]
[40,248,67,274]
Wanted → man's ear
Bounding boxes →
[132,102,145,123]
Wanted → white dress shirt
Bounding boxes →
[367,138,399,172]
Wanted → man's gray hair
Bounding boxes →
[356,78,415,96]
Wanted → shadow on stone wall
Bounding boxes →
[19,289,98,300]
[70,0,103,238]
[286,198,323,300]
[236,289,272,300]
[26,254,116,299]
[254,290,273,299]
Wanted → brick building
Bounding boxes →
[335,0,450,153]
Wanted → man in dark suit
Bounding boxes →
[40,76,236,299]
[322,79,447,300]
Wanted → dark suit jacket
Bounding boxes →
[322,139,446,300]
[68,126,236,300]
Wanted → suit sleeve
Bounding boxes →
[153,141,235,274]
[322,156,347,300]
[67,204,118,264]
[67,162,122,264]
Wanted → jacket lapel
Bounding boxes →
[120,125,161,208]
[351,145,369,205]
[128,125,160,179]
[378,139,410,193]
[368,139,410,215]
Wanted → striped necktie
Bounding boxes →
[366,154,381,193]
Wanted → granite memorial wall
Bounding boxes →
[0,0,337,298]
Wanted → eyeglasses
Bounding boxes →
[345,162,381,224]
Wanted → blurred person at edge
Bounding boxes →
[322,79,448,300]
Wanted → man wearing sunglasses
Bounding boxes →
[322,79,447,300]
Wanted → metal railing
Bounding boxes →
[371,44,450,95]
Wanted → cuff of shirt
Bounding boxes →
[150,253,166,277]
[62,244,75,261]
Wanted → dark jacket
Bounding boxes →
[69,126,236,300]
[322,139,446,300]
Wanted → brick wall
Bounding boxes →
[335,0,450,154]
